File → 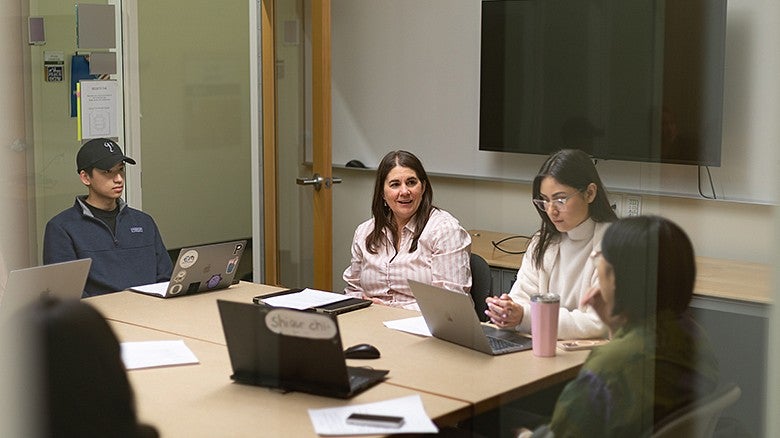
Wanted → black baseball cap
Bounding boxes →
[76,138,136,173]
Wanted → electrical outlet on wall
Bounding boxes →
[623,195,642,217]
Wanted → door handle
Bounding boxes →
[296,173,342,191]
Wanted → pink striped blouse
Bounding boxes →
[342,208,472,310]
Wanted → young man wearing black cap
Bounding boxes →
[43,138,173,297]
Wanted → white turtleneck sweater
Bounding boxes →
[508,218,610,340]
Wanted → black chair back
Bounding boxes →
[470,253,493,322]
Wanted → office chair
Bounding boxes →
[470,253,493,322]
[651,382,741,438]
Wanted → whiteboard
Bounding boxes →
[319,0,777,204]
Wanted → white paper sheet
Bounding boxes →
[259,288,351,310]
[382,316,432,337]
[308,394,438,435]
[121,340,199,370]
[129,281,169,297]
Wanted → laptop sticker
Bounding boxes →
[226,256,239,274]
[169,283,183,295]
[206,274,222,289]
[179,250,199,269]
[172,270,187,283]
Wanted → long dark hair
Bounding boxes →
[532,149,617,267]
[366,150,434,254]
[601,216,695,323]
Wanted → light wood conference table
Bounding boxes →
[87,282,588,421]
[87,282,282,345]
[112,320,468,437]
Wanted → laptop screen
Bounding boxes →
[217,300,354,395]
[168,240,246,296]
[1,259,91,320]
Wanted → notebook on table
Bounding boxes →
[1,258,92,320]
[408,279,533,355]
[130,240,246,298]
[217,299,388,399]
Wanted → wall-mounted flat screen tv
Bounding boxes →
[479,0,727,166]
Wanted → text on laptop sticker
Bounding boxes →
[265,309,337,340]
[179,250,199,268]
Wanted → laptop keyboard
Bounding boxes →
[487,335,520,353]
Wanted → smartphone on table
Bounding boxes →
[346,413,405,428]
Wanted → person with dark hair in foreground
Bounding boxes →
[30,298,158,438]
[520,216,719,437]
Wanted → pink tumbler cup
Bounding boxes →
[530,293,560,357]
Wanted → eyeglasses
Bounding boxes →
[532,190,583,212]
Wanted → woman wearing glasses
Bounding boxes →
[486,149,617,339]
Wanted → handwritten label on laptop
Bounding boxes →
[265,309,337,339]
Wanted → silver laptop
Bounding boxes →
[408,279,533,355]
[0,258,92,320]
[131,240,246,298]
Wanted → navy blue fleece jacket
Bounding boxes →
[43,196,173,297]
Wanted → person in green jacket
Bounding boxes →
[525,216,719,437]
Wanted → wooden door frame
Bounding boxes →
[310,0,333,289]
[261,0,333,289]
[261,0,279,285]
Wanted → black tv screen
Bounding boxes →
[479,0,727,166]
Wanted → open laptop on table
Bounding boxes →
[217,299,388,399]
[408,279,533,355]
[1,258,92,320]
[131,240,246,298]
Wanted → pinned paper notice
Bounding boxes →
[79,79,118,140]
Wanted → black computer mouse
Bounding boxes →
[344,343,381,360]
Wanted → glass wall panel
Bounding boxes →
[136,0,252,251]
